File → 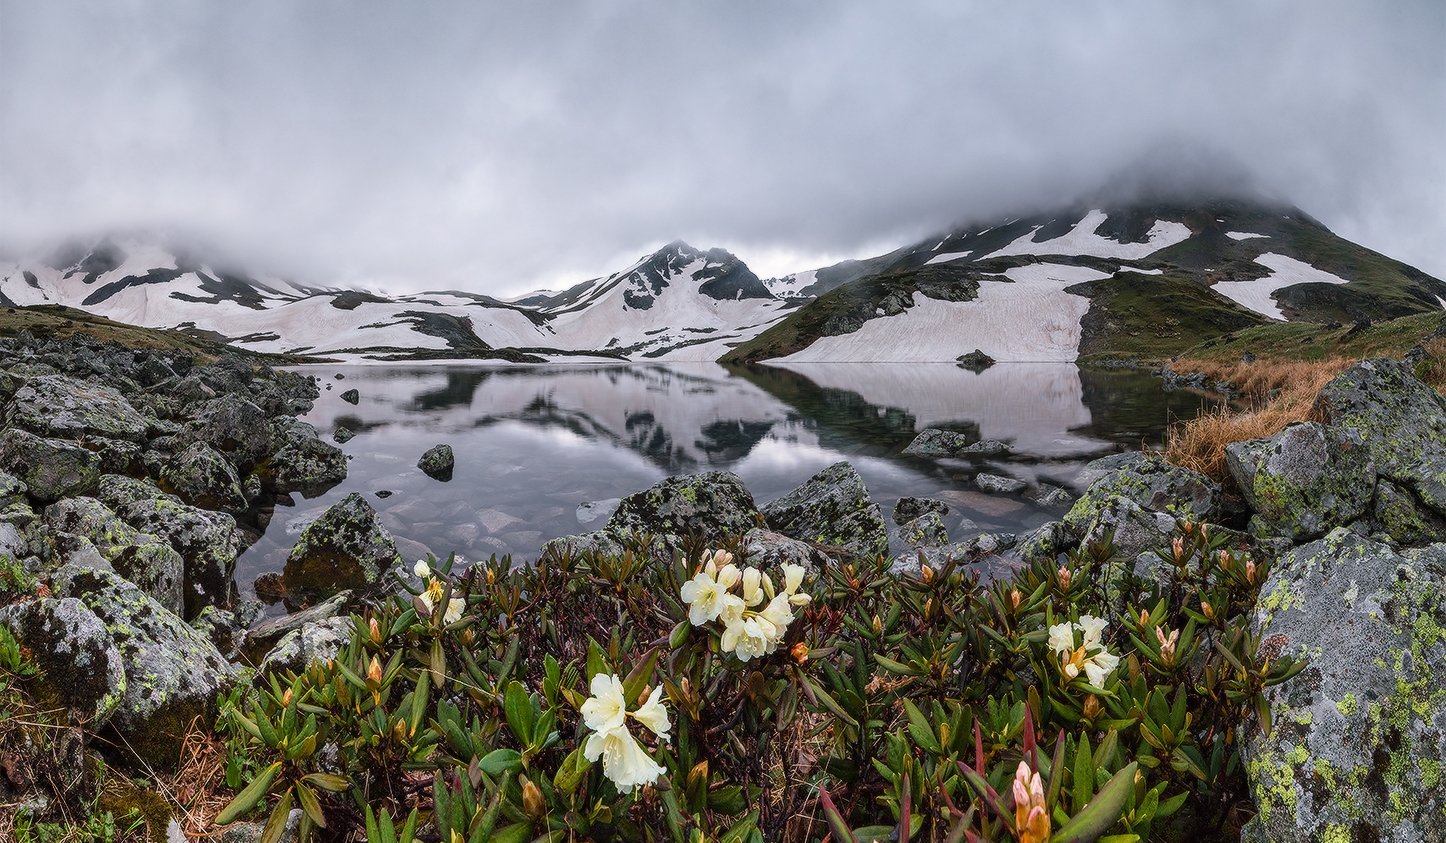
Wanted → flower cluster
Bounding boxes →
[679,550,811,662]
[1012,760,1050,843]
[413,559,464,624]
[1047,614,1120,687]
[580,673,670,792]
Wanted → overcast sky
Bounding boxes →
[1,1,1442,295]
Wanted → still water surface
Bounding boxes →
[237,363,1216,589]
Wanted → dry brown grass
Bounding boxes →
[1163,358,1353,481]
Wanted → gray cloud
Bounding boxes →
[1,0,1442,293]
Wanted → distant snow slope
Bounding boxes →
[981,210,1191,260]
[1211,252,1350,320]
[776,263,1110,363]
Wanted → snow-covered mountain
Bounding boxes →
[0,238,792,362]
[730,197,1446,364]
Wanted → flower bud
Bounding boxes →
[1082,694,1103,721]
[1245,559,1258,584]
[790,642,810,665]
[367,655,383,685]
[368,617,382,643]
[522,778,545,818]
[920,563,935,583]
[872,614,883,635]
[1057,566,1072,590]
[281,688,294,707]
[1201,600,1215,621]
[1138,609,1150,626]
[687,759,709,789]
[1009,589,1022,610]
[393,718,409,741]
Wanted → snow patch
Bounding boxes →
[1225,231,1267,241]
[982,210,1191,261]
[924,250,973,265]
[1211,253,1350,321]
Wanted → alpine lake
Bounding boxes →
[234,362,1219,593]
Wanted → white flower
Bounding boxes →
[1047,622,1076,656]
[1083,649,1120,687]
[721,616,778,661]
[413,559,430,578]
[418,579,465,624]
[583,725,666,792]
[740,567,764,607]
[715,563,741,591]
[680,570,730,626]
[782,563,806,595]
[631,686,670,740]
[580,673,627,734]
[717,591,746,625]
[1077,615,1109,648]
[759,593,794,633]
[440,597,464,624]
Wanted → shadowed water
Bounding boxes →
[237,362,1217,590]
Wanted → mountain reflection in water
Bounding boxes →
[237,362,1216,591]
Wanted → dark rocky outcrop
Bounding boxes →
[418,444,455,481]
[606,471,761,541]
[283,493,400,604]
[762,462,888,558]
[902,429,1011,458]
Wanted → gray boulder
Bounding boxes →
[241,590,352,665]
[0,429,101,503]
[1371,479,1446,546]
[283,493,400,604]
[0,597,126,725]
[1064,451,1220,532]
[340,388,359,404]
[607,471,760,541]
[540,529,627,560]
[1242,530,1446,842]
[263,436,347,493]
[902,429,1011,458]
[892,496,949,524]
[763,462,888,559]
[7,375,149,442]
[187,394,273,466]
[1225,422,1376,543]
[739,528,833,572]
[975,473,1027,494]
[44,497,185,616]
[891,512,949,549]
[1315,358,1446,517]
[160,441,247,512]
[257,616,355,676]
[50,565,236,768]
[94,475,242,619]
[418,444,455,480]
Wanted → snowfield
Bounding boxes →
[982,210,1191,261]
[1225,231,1268,241]
[1210,252,1350,320]
[775,263,1110,363]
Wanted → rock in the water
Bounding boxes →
[763,462,888,559]
[340,388,359,404]
[8,375,150,442]
[1027,483,1076,508]
[418,444,455,481]
[43,496,186,616]
[95,476,241,619]
[50,565,236,768]
[1225,422,1375,542]
[1242,530,1446,842]
[902,429,1011,458]
[264,436,347,494]
[0,597,126,725]
[892,496,949,524]
[1064,451,1219,531]
[0,429,100,503]
[332,427,355,444]
[892,512,949,548]
[956,349,996,373]
[1315,358,1446,518]
[975,473,1027,494]
[607,471,760,541]
[738,527,833,571]
[283,493,400,604]
[160,441,247,512]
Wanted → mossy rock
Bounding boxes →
[0,596,126,725]
[0,428,101,503]
[8,374,150,442]
[1064,451,1220,531]
[607,471,761,541]
[44,496,185,616]
[762,462,888,559]
[159,441,246,512]
[418,443,455,481]
[1225,422,1375,543]
[186,394,272,467]
[1243,530,1446,842]
[283,493,400,605]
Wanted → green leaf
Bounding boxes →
[487,822,534,843]
[258,789,295,843]
[903,700,942,754]
[817,788,857,843]
[1054,762,1138,843]
[503,680,534,745]
[622,648,660,703]
[479,748,525,776]
[301,772,350,793]
[1073,734,1095,810]
[215,761,281,824]
[802,677,858,728]
[552,745,589,795]
[296,782,326,829]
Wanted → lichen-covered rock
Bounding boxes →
[418,444,454,481]
[892,496,949,524]
[1064,451,1219,531]
[0,429,101,503]
[7,375,150,442]
[263,436,348,494]
[44,497,185,616]
[0,471,28,509]
[258,616,355,676]
[241,590,352,665]
[892,512,949,549]
[187,394,272,467]
[889,533,1019,580]
[332,427,355,444]
[901,429,1010,458]
[975,473,1026,494]
[1028,483,1077,508]
[1315,358,1446,517]
[1225,422,1375,543]
[607,471,760,541]
[94,475,242,619]
[283,493,400,604]
[340,388,359,405]
[1371,479,1446,546]
[540,529,627,561]
[0,596,126,725]
[763,462,887,559]
[739,527,833,572]
[160,441,246,512]
[50,565,236,768]
[1242,530,1446,842]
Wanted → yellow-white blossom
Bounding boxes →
[580,673,627,733]
[721,616,778,662]
[418,578,465,624]
[583,724,666,792]
[579,673,670,792]
[680,570,731,626]
[1049,615,1120,686]
[413,559,430,578]
[740,567,764,607]
[631,686,671,740]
